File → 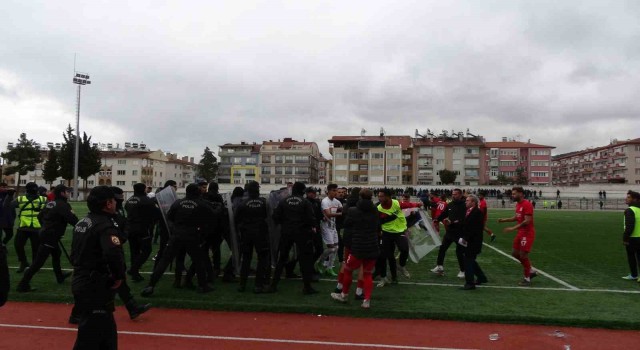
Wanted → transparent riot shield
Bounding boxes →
[266,189,289,267]
[155,186,177,235]
[403,208,442,263]
[222,192,241,275]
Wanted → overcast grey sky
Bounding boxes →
[2,0,639,161]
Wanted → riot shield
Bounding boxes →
[403,208,442,263]
[266,189,289,267]
[155,186,177,236]
[222,192,241,275]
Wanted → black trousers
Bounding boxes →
[0,245,8,307]
[19,242,64,285]
[625,238,640,277]
[272,233,314,289]
[150,236,207,288]
[239,232,270,288]
[463,251,487,285]
[129,227,152,274]
[14,229,40,266]
[436,234,465,272]
[379,231,409,279]
[185,240,215,283]
[73,311,117,350]
[1,227,12,244]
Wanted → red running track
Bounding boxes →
[1,301,639,349]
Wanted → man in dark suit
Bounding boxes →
[459,194,488,290]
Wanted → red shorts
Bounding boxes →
[345,254,376,273]
[512,233,535,252]
[343,247,351,261]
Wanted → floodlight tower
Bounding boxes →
[72,72,91,201]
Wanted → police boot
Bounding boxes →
[140,285,154,297]
[16,262,29,274]
[16,281,36,293]
[125,299,152,320]
[56,271,72,284]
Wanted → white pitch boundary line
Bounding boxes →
[13,266,640,294]
[482,243,581,290]
[0,323,478,350]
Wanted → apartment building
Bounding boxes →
[552,138,640,185]
[1,145,196,191]
[483,139,554,185]
[328,135,412,186]
[217,142,261,184]
[413,133,484,186]
[258,138,321,185]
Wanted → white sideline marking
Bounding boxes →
[482,243,581,290]
[0,323,477,350]
[13,266,640,294]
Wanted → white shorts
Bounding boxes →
[320,224,339,245]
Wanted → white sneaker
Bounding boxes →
[330,292,347,303]
[361,299,370,309]
[398,265,411,278]
[376,277,390,287]
[457,271,465,278]
[430,265,444,275]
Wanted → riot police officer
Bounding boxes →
[17,184,77,292]
[235,181,270,293]
[141,184,215,296]
[70,186,126,349]
[124,183,158,282]
[269,182,318,295]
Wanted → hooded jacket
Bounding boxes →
[343,199,380,260]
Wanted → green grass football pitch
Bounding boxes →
[6,204,640,329]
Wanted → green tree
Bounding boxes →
[42,147,60,184]
[196,146,218,182]
[58,124,76,185]
[1,133,42,191]
[439,169,457,185]
[496,174,511,185]
[79,132,102,189]
[515,167,528,185]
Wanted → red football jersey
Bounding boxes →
[515,199,535,236]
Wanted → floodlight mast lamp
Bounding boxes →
[72,72,91,201]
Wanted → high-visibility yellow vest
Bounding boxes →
[627,206,640,238]
[377,199,407,234]
[17,195,46,229]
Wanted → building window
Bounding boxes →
[117,170,126,175]
[419,147,432,155]
[370,165,384,171]
[532,172,548,177]
[465,159,479,166]
[370,176,383,182]
[285,155,294,163]
[532,150,550,156]
[387,176,399,182]
[387,153,401,160]
[349,164,359,171]
[371,153,384,159]
[387,165,400,171]
[132,170,138,176]
[116,181,125,186]
[334,153,348,160]
[261,167,271,175]
[262,155,271,163]
[334,165,348,171]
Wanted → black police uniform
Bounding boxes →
[270,193,318,294]
[17,196,78,291]
[71,211,126,350]
[184,199,223,286]
[435,197,467,272]
[235,195,270,292]
[142,193,215,295]
[0,244,8,307]
[124,193,158,280]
